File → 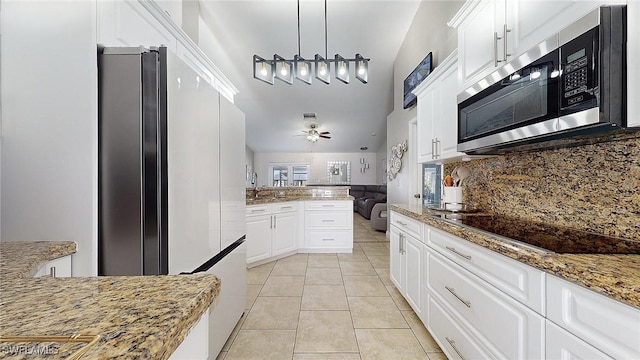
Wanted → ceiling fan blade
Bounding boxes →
[319,135,331,139]
[320,131,331,135]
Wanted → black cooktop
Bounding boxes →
[438,214,640,254]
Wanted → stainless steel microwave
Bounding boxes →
[457,5,626,154]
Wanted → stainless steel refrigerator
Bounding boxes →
[98,46,169,276]
[99,45,248,357]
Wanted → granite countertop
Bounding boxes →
[0,241,221,359]
[246,195,354,205]
[390,204,640,310]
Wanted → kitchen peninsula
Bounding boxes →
[0,241,220,359]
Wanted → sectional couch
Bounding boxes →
[349,185,387,219]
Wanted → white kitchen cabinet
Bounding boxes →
[449,0,619,92]
[170,308,209,360]
[246,210,273,264]
[414,51,464,164]
[449,0,506,92]
[272,205,297,256]
[389,211,423,317]
[427,249,544,359]
[547,275,640,359]
[427,293,492,360]
[303,201,353,252]
[427,224,545,315]
[546,320,613,360]
[34,255,73,278]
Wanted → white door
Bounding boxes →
[272,211,297,256]
[404,234,422,318]
[246,214,272,263]
[389,226,404,292]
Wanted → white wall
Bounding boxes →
[0,1,98,276]
[386,1,462,206]
[253,152,378,187]
[376,140,388,185]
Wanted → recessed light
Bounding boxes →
[371,132,376,136]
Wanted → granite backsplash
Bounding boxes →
[445,132,640,241]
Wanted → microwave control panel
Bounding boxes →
[560,26,598,110]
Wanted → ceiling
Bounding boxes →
[198,0,421,153]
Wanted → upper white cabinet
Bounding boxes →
[628,1,640,127]
[34,255,73,278]
[449,0,621,92]
[413,51,465,164]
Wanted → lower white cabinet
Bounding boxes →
[427,293,492,360]
[546,275,640,359]
[245,202,297,264]
[303,201,353,252]
[169,308,209,360]
[390,216,423,318]
[427,249,544,359]
[546,319,612,360]
[34,255,72,278]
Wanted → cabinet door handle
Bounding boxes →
[273,215,277,229]
[399,233,405,254]
[435,138,440,158]
[49,266,57,278]
[503,24,512,60]
[446,337,468,360]
[270,215,273,229]
[445,286,471,308]
[494,31,503,66]
[445,246,472,261]
[431,139,436,159]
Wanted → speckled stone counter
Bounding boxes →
[0,242,221,359]
[390,204,640,309]
[0,241,77,279]
[246,186,353,205]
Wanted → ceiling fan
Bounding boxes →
[297,122,331,142]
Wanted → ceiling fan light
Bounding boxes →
[274,54,293,84]
[294,55,313,85]
[355,54,368,84]
[314,54,331,84]
[253,55,274,85]
[335,54,349,84]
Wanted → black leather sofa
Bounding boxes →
[350,185,387,219]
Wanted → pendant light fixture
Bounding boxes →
[253,0,369,85]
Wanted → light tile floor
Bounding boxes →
[216,213,445,360]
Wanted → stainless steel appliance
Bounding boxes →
[98,46,169,275]
[99,46,247,357]
[457,5,627,154]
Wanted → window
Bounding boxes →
[269,164,310,187]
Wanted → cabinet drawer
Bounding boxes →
[546,320,612,360]
[427,293,491,360]
[427,250,544,359]
[273,202,297,213]
[427,225,545,314]
[305,211,349,229]
[304,201,351,210]
[246,204,270,216]
[305,230,350,248]
[390,211,422,240]
[547,275,640,359]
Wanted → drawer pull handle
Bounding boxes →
[396,221,407,226]
[280,206,293,209]
[49,266,57,278]
[446,337,467,360]
[251,209,266,213]
[445,286,471,308]
[322,219,335,222]
[445,246,472,261]
[321,238,334,241]
[321,205,334,208]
